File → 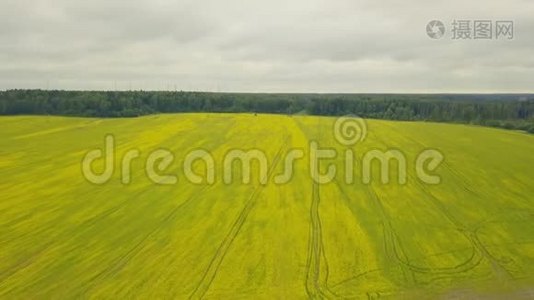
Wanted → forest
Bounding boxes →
[1,90,533,133]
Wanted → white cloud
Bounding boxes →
[0,0,533,92]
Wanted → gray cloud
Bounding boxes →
[0,0,533,92]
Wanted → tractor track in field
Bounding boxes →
[0,190,140,246]
[364,185,416,283]
[0,119,215,243]
[0,243,53,292]
[328,133,416,285]
[407,182,484,275]
[470,213,534,280]
[79,121,247,295]
[376,123,512,279]
[381,124,515,268]
[304,180,339,299]
[294,117,492,297]
[333,177,420,291]
[359,176,484,291]
[369,132,483,276]
[189,137,289,300]
[78,185,212,296]
[294,117,340,299]
[0,119,240,289]
[327,128,485,294]
[2,116,236,230]
[0,129,223,288]
[0,189,149,288]
[0,186,202,293]
[329,268,382,289]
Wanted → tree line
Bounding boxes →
[1,90,533,133]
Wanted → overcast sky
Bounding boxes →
[1,0,533,92]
